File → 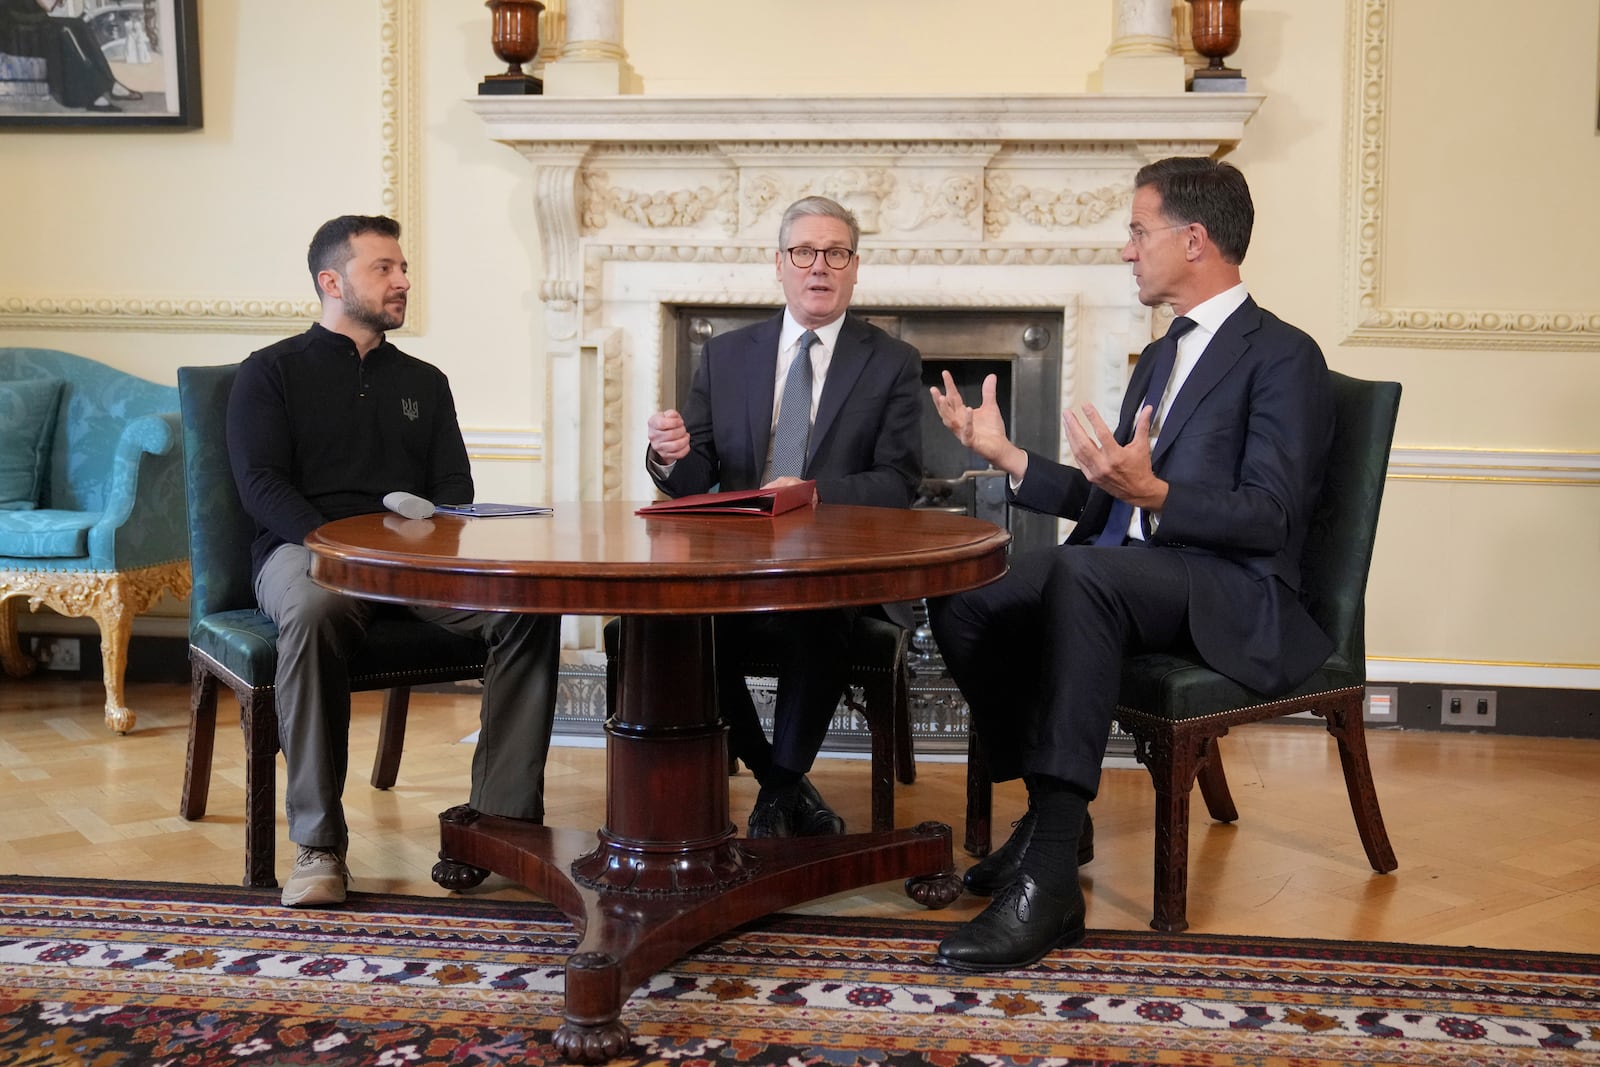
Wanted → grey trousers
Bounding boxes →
[256,543,560,849]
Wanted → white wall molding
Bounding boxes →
[1342,0,1600,352]
[0,2,417,335]
[464,429,543,463]
[1388,448,1600,486]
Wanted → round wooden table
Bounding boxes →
[308,501,1009,1063]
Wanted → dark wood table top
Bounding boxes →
[305,499,1010,1064]
[307,501,1011,615]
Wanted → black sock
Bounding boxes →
[1018,774,1089,894]
[739,748,774,780]
[756,764,801,801]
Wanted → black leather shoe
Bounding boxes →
[794,776,846,836]
[937,873,1086,972]
[963,810,1094,896]
[747,793,794,838]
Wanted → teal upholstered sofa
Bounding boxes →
[0,349,191,732]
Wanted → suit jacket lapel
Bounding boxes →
[1151,298,1258,467]
[809,314,871,463]
[742,313,784,475]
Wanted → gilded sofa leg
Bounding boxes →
[94,577,137,734]
[0,595,37,677]
[94,563,193,732]
[1,562,191,733]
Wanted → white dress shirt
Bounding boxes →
[772,309,844,435]
[1126,282,1249,540]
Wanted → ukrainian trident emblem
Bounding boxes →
[401,398,420,421]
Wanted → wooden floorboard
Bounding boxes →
[2,678,1597,955]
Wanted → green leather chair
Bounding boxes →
[964,370,1403,932]
[175,364,488,889]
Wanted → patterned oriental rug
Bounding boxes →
[0,877,1596,1067]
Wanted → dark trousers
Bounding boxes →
[928,543,1191,797]
[715,607,859,782]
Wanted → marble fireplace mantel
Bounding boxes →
[470,93,1263,143]
[469,92,1264,505]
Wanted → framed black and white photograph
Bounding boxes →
[0,0,200,129]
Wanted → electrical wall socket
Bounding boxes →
[1364,685,1399,723]
[33,636,82,672]
[1441,688,1497,728]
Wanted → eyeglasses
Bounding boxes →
[785,246,856,270]
[1125,222,1191,246]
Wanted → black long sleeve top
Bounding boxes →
[227,324,473,580]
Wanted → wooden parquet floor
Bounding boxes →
[2,678,1597,955]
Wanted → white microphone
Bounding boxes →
[382,491,435,520]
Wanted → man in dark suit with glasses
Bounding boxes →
[642,195,924,839]
[928,157,1336,972]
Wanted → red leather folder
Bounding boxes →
[637,480,816,517]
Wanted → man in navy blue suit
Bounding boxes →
[928,157,1335,971]
[645,195,923,839]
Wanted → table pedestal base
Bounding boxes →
[433,615,963,1062]
[434,810,959,1064]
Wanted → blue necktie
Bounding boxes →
[768,330,818,480]
[1093,316,1197,546]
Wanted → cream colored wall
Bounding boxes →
[623,0,1112,95]
[1,0,1594,684]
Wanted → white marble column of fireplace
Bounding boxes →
[1099,0,1188,92]
[541,0,639,95]
[474,94,1262,522]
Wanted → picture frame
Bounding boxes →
[0,0,201,129]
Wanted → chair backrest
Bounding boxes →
[0,347,179,512]
[1298,371,1402,674]
[177,365,258,632]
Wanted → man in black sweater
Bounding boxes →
[228,214,560,907]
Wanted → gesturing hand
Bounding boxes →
[646,409,690,464]
[929,371,1028,480]
[1062,403,1167,511]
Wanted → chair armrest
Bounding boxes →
[86,412,189,569]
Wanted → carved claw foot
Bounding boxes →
[431,856,489,891]
[905,870,962,908]
[104,702,135,734]
[553,951,630,1063]
[438,803,482,826]
[551,1019,629,1065]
